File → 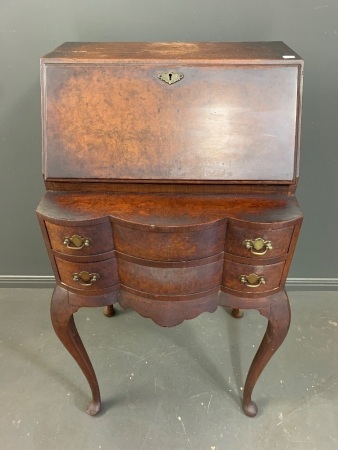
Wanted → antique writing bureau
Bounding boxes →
[37,42,303,417]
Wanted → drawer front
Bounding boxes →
[117,254,223,296]
[46,221,113,256]
[55,256,119,290]
[113,223,226,261]
[225,224,294,259]
[222,259,285,294]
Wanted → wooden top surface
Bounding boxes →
[41,41,302,64]
[37,192,302,230]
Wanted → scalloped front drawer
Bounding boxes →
[222,259,285,294]
[55,256,119,290]
[117,253,223,295]
[46,221,113,256]
[112,222,226,261]
[225,224,294,259]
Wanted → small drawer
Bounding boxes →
[45,221,113,256]
[222,259,285,294]
[55,256,119,290]
[225,223,294,259]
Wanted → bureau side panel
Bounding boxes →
[43,63,300,182]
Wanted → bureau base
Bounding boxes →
[37,192,302,416]
[50,284,290,417]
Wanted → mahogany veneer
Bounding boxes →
[37,42,303,417]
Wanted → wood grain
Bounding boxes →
[43,64,299,182]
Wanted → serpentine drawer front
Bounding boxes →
[222,260,285,295]
[225,222,294,259]
[54,255,119,291]
[112,222,226,261]
[37,42,304,419]
[45,221,113,256]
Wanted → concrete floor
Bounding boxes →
[0,289,337,450]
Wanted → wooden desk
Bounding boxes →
[37,42,303,417]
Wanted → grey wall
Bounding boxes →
[1,0,337,280]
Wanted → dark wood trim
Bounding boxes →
[45,180,296,196]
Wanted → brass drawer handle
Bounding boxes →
[63,235,91,250]
[239,273,266,288]
[72,271,99,286]
[243,238,272,256]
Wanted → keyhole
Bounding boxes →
[158,71,183,84]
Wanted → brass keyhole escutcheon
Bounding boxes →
[158,71,184,85]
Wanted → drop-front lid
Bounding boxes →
[41,42,303,185]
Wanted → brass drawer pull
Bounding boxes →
[243,238,272,256]
[72,271,99,286]
[63,235,91,250]
[239,273,266,288]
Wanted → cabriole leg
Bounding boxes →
[242,290,291,417]
[50,285,101,415]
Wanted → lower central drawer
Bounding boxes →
[117,252,223,296]
[55,256,119,290]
